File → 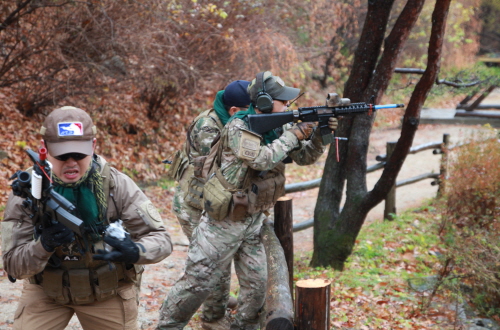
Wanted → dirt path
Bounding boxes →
[0,122,496,329]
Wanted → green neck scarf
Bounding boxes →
[213,90,231,126]
[228,104,278,145]
[52,158,106,240]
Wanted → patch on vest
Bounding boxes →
[238,130,261,160]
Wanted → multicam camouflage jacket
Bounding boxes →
[220,117,326,188]
[187,109,223,161]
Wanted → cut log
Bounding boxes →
[260,220,294,330]
[295,279,331,330]
[274,196,294,296]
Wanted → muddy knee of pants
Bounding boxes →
[158,278,212,329]
[158,256,223,329]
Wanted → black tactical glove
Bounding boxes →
[93,234,140,264]
[40,222,75,252]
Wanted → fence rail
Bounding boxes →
[288,134,450,230]
[288,133,499,230]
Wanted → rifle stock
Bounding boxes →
[248,112,295,135]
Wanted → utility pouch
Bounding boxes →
[192,156,207,178]
[246,166,286,215]
[42,267,70,304]
[229,191,249,221]
[68,269,94,305]
[203,171,233,221]
[166,150,188,181]
[124,264,144,283]
[93,263,118,302]
[185,176,205,210]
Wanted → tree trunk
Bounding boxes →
[312,0,451,269]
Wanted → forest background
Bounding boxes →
[1,0,499,203]
[2,0,500,327]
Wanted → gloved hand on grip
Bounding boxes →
[93,234,140,264]
[328,117,339,131]
[288,122,315,140]
[40,221,75,252]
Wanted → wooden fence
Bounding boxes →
[288,133,452,230]
[262,132,499,330]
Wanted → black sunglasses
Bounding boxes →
[54,153,88,161]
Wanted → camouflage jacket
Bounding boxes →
[220,117,326,188]
[186,109,222,161]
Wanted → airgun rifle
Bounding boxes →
[8,148,86,282]
[247,93,405,145]
[10,148,85,236]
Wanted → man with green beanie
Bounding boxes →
[167,80,251,327]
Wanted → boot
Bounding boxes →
[201,314,232,330]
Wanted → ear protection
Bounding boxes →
[255,72,274,113]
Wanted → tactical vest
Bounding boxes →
[31,161,142,305]
[202,126,286,221]
[176,109,224,211]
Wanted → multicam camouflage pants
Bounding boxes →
[171,185,232,321]
[157,212,268,330]
[172,185,203,240]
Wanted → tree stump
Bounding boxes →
[260,220,294,330]
[295,279,331,330]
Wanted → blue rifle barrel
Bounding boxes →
[374,104,405,109]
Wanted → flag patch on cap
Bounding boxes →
[58,122,83,136]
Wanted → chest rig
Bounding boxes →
[202,126,286,221]
[31,161,141,305]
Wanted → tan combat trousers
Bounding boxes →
[13,281,138,330]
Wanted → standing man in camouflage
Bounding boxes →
[157,71,338,330]
[2,106,172,330]
[168,80,251,325]
[171,80,251,240]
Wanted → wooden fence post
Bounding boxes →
[384,141,397,220]
[438,133,450,197]
[274,196,294,296]
[295,279,331,330]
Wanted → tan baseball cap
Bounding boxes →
[40,106,96,157]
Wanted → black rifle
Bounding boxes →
[247,93,405,145]
[10,148,85,237]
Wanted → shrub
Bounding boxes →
[439,131,500,316]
